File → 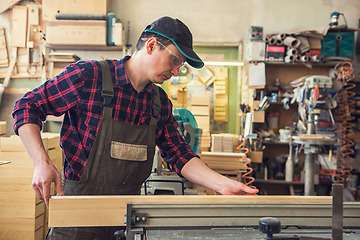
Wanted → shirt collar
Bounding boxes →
[115,55,158,95]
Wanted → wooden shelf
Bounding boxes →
[254,179,304,185]
[263,141,289,145]
[264,61,344,67]
[46,44,124,51]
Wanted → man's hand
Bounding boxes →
[32,159,64,208]
[217,178,258,195]
[181,157,259,196]
[18,123,64,208]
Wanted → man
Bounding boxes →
[13,16,258,239]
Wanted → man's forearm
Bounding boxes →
[180,157,228,193]
[181,157,259,195]
[18,123,64,207]
[18,123,50,166]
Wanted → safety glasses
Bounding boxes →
[157,41,185,69]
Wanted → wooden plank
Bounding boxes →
[201,151,246,158]
[0,177,32,191]
[0,189,39,205]
[3,47,17,88]
[49,195,332,227]
[41,132,60,149]
[0,136,48,152]
[0,202,44,218]
[0,164,34,178]
[0,0,21,14]
[42,0,109,21]
[0,121,6,135]
[11,5,27,48]
[0,230,35,240]
[201,161,247,171]
[0,217,40,231]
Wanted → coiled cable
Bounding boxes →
[237,139,255,187]
[333,61,355,185]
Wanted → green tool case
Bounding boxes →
[321,31,354,58]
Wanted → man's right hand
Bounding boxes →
[18,123,64,208]
[32,159,64,208]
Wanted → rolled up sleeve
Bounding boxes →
[12,62,85,134]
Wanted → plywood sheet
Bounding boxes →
[0,0,21,14]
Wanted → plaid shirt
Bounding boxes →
[12,56,197,180]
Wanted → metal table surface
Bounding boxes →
[146,228,360,240]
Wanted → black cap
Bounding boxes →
[144,16,204,69]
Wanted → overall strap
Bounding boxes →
[150,84,160,126]
[99,60,114,108]
[99,60,114,119]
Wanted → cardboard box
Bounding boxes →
[250,151,263,163]
[46,20,106,46]
[42,0,109,21]
[252,110,265,123]
[245,42,265,61]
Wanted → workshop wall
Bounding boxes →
[0,0,359,136]
[113,0,360,66]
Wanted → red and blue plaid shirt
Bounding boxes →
[12,56,197,180]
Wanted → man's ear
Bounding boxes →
[145,37,157,55]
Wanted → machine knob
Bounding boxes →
[114,230,126,240]
[259,217,281,237]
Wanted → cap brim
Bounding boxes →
[176,43,204,69]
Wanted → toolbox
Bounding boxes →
[321,29,355,58]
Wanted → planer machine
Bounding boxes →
[48,184,360,240]
[117,185,360,239]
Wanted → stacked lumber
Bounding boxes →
[200,151,247,176]
[211,133,237,153]
[0,132,63,240]
[188,95,211,152]
[211,134,223,152]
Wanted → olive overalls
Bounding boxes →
[48,60,160,240]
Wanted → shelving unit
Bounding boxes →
[254,61,339,136]
[44,44,126,81]
[247,61,341,194]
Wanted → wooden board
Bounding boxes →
[0,150,47,240]
[0,136,48,152]
[49,195,332,227]
[292,134,335,141]
[11,5,27,48]
[0,0,21,14]
[0,121,6,135]
[0,28,9,68]
[42,0,109,21]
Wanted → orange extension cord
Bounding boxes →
[236,139,255,187]
[333,61,355,185]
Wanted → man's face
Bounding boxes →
[148,40,186,85]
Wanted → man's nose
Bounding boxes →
[171,67,180,77]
